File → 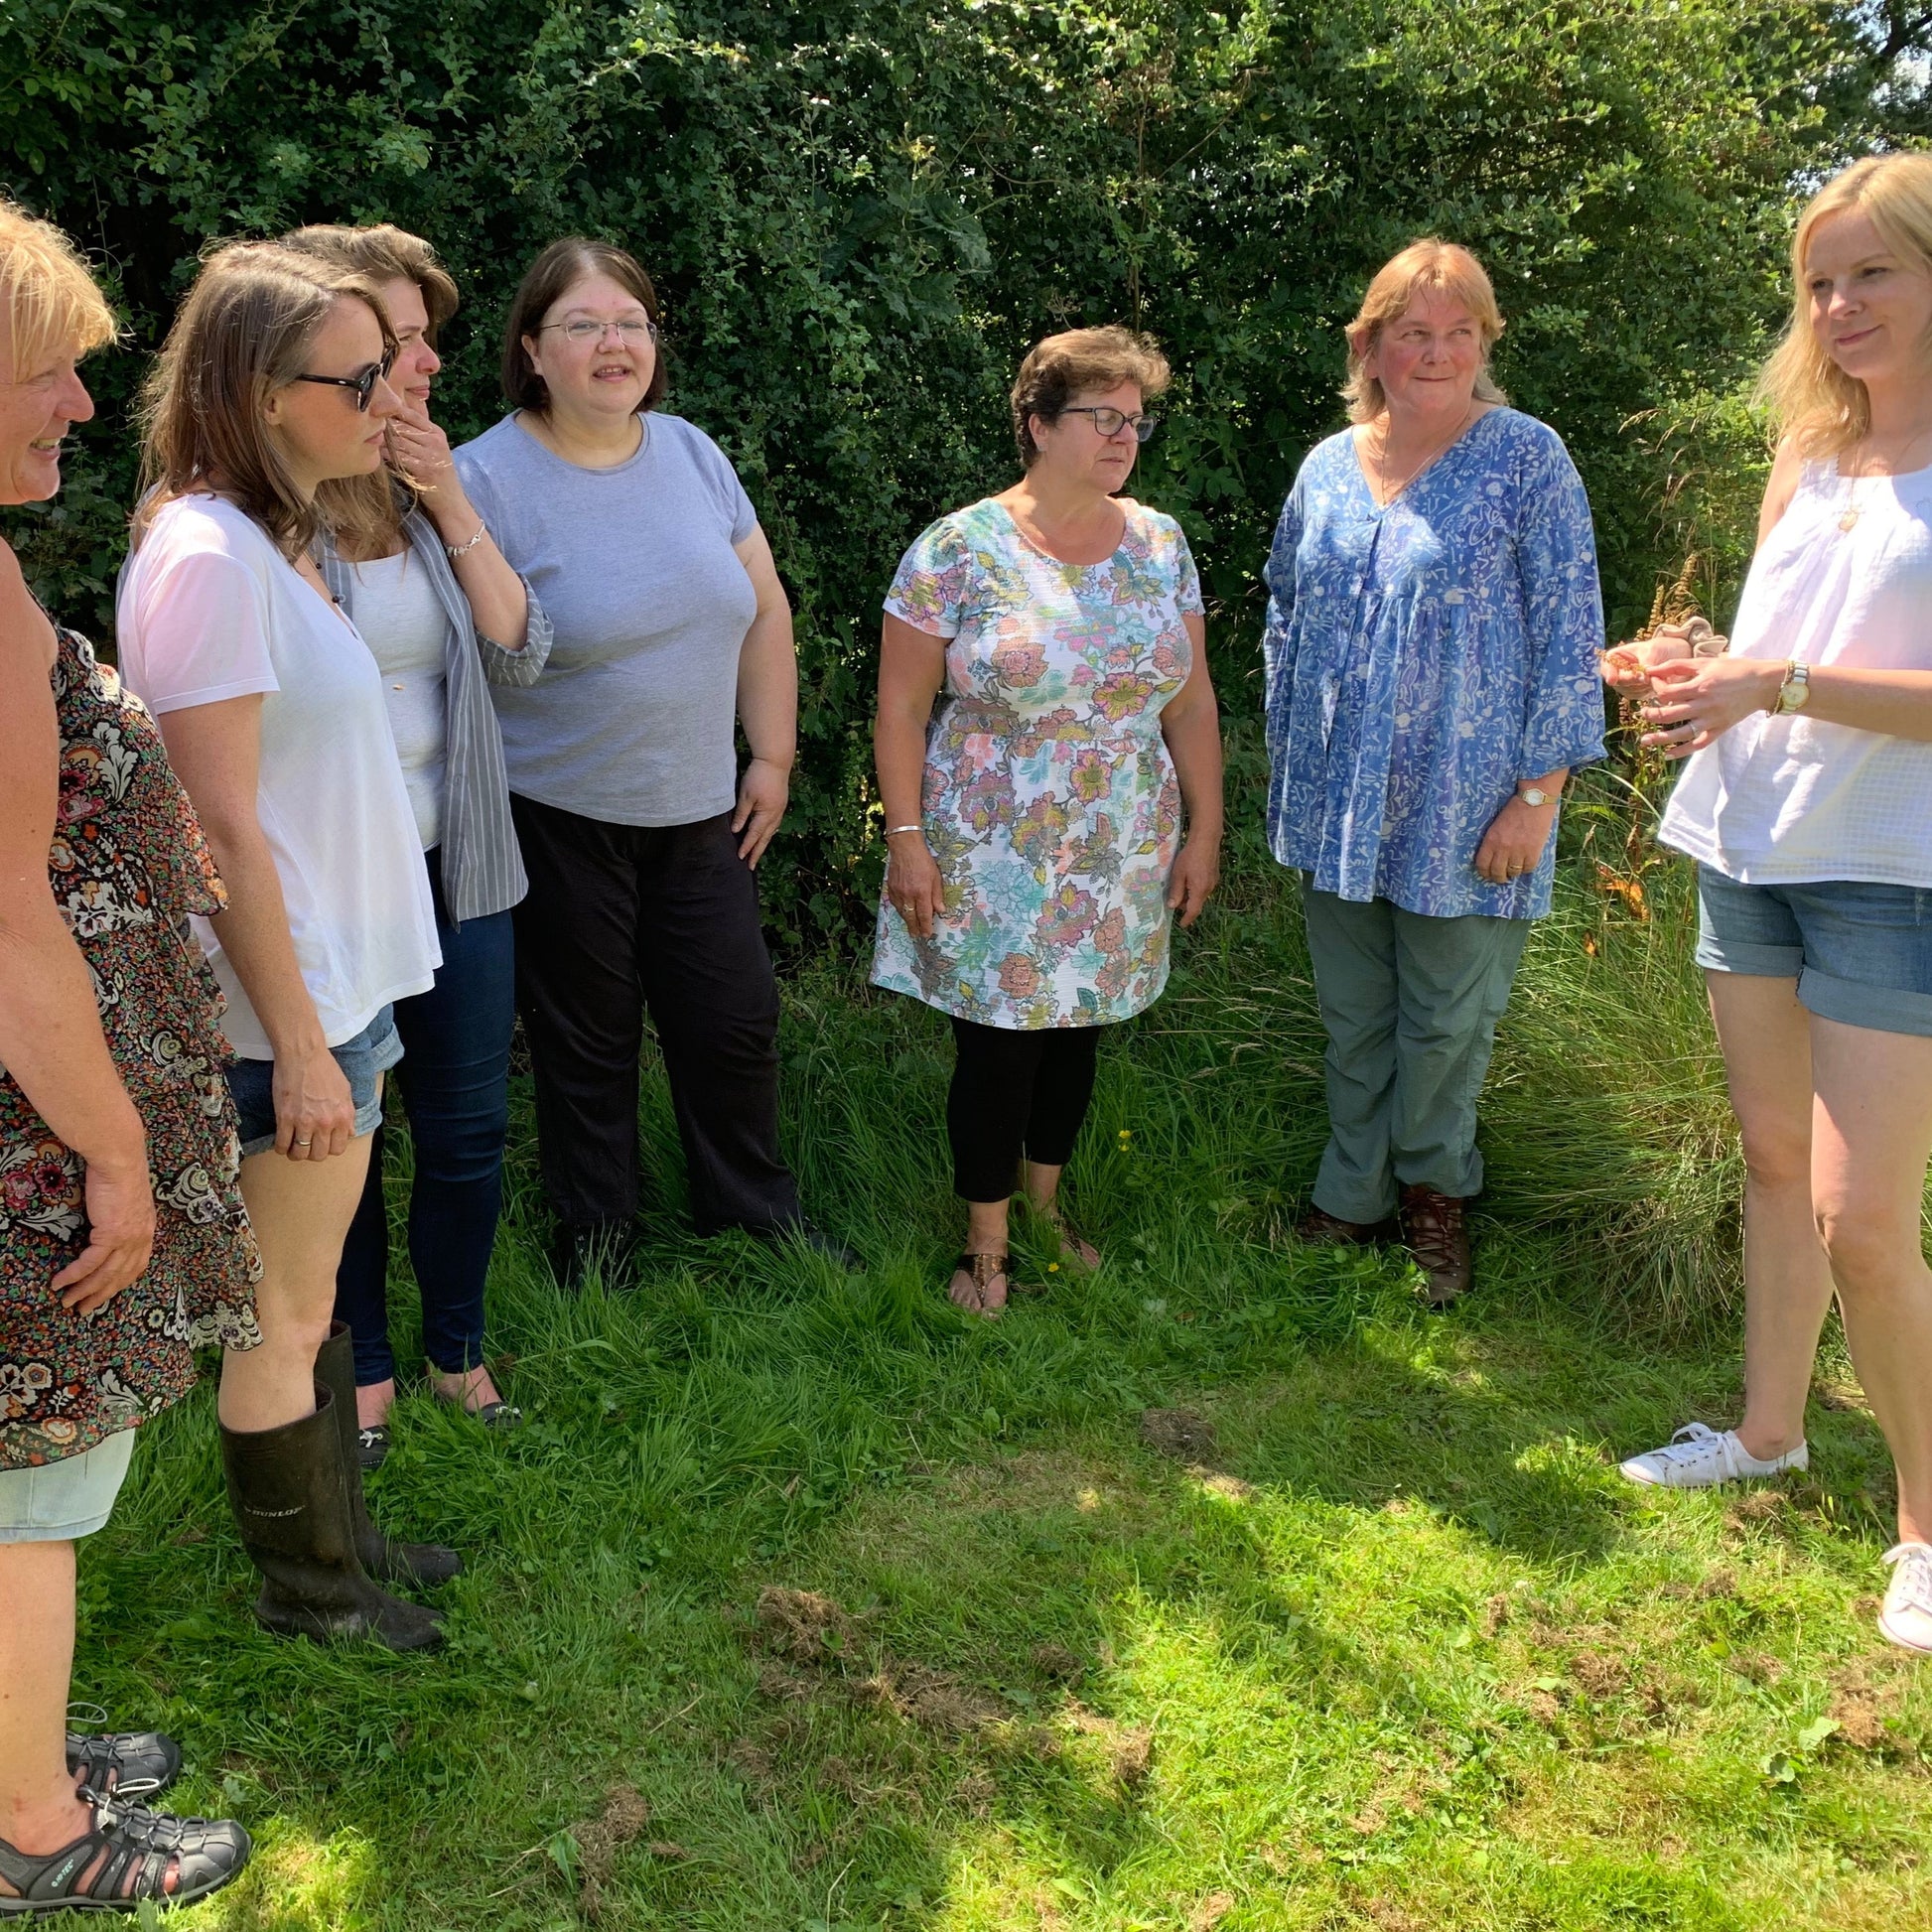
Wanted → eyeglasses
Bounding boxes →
[537,318,658,345]
[1062,406,1159,444]
[291,348,396,413]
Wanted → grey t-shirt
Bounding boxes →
[454,412,759,826]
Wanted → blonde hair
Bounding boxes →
[0,197,119,380]
[280,223,461,557]
[1758,153,1932,458]
[1342,238,1508,423]
[1010,326,1171,466]
[135,241,396,561]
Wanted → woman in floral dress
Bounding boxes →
[873,326,1224,1315]
[0,197,255,1915]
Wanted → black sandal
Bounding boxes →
[950,1251,1011,1318]
[65,1727,181,1801]
[0,1793,250,1915]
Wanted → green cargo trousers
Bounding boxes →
[1302,888,1531,1224]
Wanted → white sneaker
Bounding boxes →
[1880,1543,1932,1654]
[1618,1422,1808,1489]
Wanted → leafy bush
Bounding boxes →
[0,0,1904,947]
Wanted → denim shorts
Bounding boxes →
[225,1007,403,1158]
[0,1428,136,1543]
[1695,866,1932,1036]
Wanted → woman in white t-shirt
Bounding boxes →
[116,243,453,1651]
[1603,154,1932,1652]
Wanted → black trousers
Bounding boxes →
[947,1016,1103,1203]
[509,795,802,1237]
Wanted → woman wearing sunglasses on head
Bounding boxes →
[278,223,549,1469]
[116,243,457,1650]
[871,326,1224,1315]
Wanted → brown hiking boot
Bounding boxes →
[1295,1204,1398,1247]
[1399,1184,1471,1307]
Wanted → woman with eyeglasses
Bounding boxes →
[278,223,547,1469]
[454,238,845,1286]
[116,243,455,1650]
[872,326,1224,1316]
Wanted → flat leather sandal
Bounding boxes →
[0,1792,250,1915]
[65,1727,181,1801]
[950,1251,1010,1318]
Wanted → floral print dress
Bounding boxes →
[871,497,1202,1029]
[1,624,260,1470]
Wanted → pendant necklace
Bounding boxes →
[1369,402,1475,508]
[1840,421,1932,532]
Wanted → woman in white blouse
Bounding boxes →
[117,243,455,1650]
[1605,153,1932,1652]
[279,223,547,1467]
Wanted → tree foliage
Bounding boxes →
[1,0,1913,940]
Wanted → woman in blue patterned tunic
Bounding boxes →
[1263,240,1605,1303]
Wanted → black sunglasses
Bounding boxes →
[291,347,397,413]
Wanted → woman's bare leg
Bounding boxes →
[950,1198,1012,1314]
[1809,1015,1932,1544]
[0,1541,88,1870]
[1708,972,1835,1459]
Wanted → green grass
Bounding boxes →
[62,809,1932,1931]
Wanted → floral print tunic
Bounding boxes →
[1,625,260,1470]
[1262,408,1606,919]
[871,497,1202,1029]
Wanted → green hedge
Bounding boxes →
[0,0,1896,942]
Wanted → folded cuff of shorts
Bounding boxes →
[1694,931,1805,977]
[0,1506,116,1544]
[368,1023,405,1076]
[1799,966,1932,1038]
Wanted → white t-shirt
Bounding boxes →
[1660,457,1932,886]
[347,546,448,852]
[116,493,440,1057]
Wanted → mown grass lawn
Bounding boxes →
[63,825,1932,1931]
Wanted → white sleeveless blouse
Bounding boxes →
[1659,456,1932,887]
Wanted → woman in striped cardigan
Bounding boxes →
[281,224,550,1465]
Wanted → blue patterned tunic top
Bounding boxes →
[1261,407,1606,919]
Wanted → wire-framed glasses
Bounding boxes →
[1061,405,1159,443]
[291,348,396,413]
[538,318,658,345]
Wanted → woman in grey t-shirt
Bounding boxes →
[456,238,846,1283]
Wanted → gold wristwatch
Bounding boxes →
[1516,783,1559,807]
[1773,661,1812,715]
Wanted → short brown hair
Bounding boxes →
[501,238,665,415]
[279,222,459,340]
[1342,239,1508,423]
[0,196,119,380]
[1010,326,1171,466]
[135,241,396,560]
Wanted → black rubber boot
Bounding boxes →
[219,1391,445,1651]
[315,1321,463,1587]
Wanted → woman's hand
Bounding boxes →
[1601,620,1724,701]
[1639,655,1786,759]
[734,757,789,867]
[1472,794,1560,885]
[1167,836,1220,928]
[385,400,459,499]
[886,834,945,939]
[54,1155,156,1313]
[273,1043,355,1162]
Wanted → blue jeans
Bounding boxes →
[334,847,516,1385]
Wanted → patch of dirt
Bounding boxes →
[1696,1568,1738,1601]
[1812,1377,1867,1413]
[1361,1904,1426,1932]
[1140,1407,1216,1460]
[1032,1641,1082,1681]
[1065,1700,1154,1788]
[1569,1650,1628,1700]
[1726,1650,1783,1687]
[568,1784,651,1921]
[1481,1592,1512,1637]
[726,1738,776,1792]
[756,1586,858,1663]
[1188,1892,1237,1931]
[856,1661,1010,1735]
[1725,1489,1789,1530]
[1189,1464,1253,1500]
[1830,1654,1917,1755]
[756,1663,816,1702]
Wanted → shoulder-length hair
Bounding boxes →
[280,222,461,557]
[1342,239,1508,423]
[1008,325,1171,467]
[501,238,666,415]
[135,241,396,560]
[0,197,119,379]
[1759,153,1932,459]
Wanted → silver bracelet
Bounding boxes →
[445,522,488,561]
[884,824,923,838]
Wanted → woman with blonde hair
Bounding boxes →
[116,241,457,1649]
[873,325,1224,1314]
[278,222,548,1465]
[1606,153,1932,1650]
[1263,239,1605,1304]
[0,199,252,1914]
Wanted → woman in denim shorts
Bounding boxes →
[1605,153,1932,1652]
[117,244,461,1651]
